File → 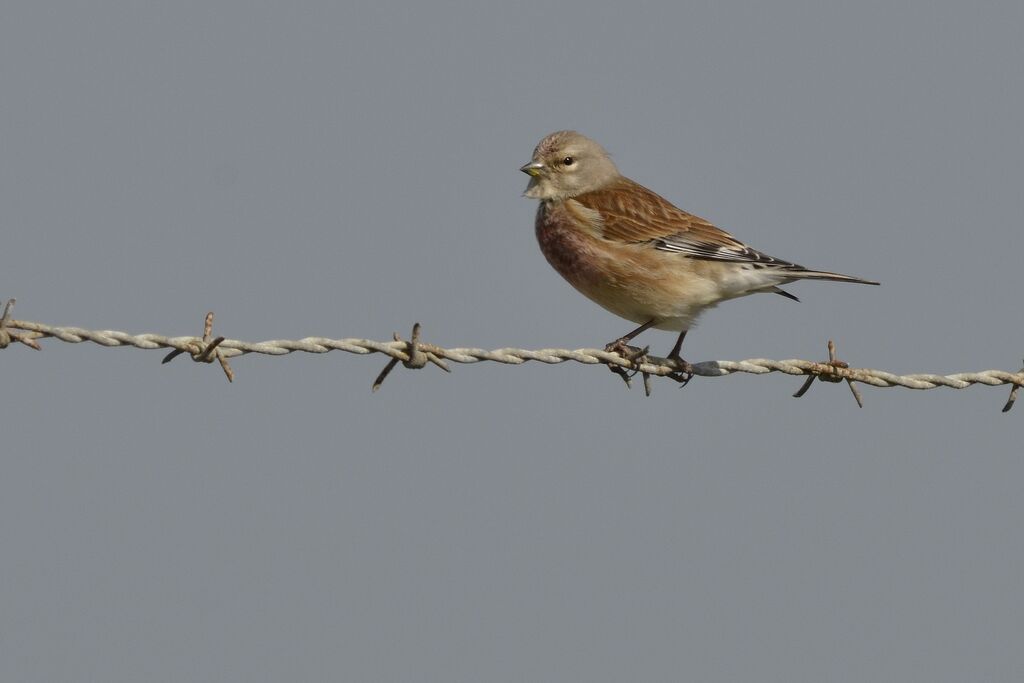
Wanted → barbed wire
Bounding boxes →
[2,299,1022,412]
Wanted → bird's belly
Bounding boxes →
[535,219,717,330]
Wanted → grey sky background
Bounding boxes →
[2,2,1023,681]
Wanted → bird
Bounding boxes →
[520,130,878,380]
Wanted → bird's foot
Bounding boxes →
[603,339,650,389]
[665,353,694,388]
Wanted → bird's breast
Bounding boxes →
[534,202,608,290]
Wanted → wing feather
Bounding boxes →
[572,177,802,269]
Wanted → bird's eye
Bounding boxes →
[562,156,575,166]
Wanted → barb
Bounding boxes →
[372,322,451,392]
[0,299,42,351]
[792,339,864,408]
[3,299,1023,411]
[160,311,234,382]
[1004,360,1024,413]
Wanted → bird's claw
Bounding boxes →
[604,340,650,388]
[665,356,694,388]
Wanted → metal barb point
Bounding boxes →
[792,338,864,408]
[161,311,234,382]
[1002,360,1024,413]
[372,323,447,392]
[0,298,42,351]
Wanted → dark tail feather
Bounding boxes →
[787,269,880,286]
[770,287,801,302]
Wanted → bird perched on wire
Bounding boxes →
[521,130,878,381]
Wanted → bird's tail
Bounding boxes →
[785,268,880,286]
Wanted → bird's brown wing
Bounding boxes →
[572,177,800,268]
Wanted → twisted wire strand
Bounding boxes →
[6,318,1023,397]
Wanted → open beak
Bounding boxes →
[519,161,544,177]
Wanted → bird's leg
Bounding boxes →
[604,319,656,363]
[604,320,657,386]
[665,330,694,386]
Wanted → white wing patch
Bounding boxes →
[653,237,802,270]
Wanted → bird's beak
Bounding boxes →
[520,161,544,177]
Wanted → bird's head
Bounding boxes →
[520,131,620,200]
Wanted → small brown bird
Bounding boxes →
[521,130,878,376]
